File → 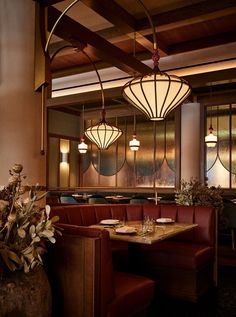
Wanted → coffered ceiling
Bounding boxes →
[35,0,236,115]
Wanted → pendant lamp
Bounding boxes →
[129,115,140,151]
[205,85,217,148]
[83,53,123,150]
[122,0,191,121]
[205,102,217,148]
[85,109,122,150]
[78,105,88,154]
[205,124,217,148]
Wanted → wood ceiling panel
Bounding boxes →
[48,6,152,75]
[34,0,236,109]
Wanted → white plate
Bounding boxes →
[115,226,137,234]
[100,219,120,225]
[156,218,175,224]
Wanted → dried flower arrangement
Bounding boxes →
[0,164,60,273]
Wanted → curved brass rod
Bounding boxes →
[44,0,105,110]
[79,50,105,110]
[137,0,157,50]
[50,45,74,63]
[49,43,105,112]
[45,0,79,53]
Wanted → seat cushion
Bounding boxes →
[142,241,214,270]
[108,271,155,317]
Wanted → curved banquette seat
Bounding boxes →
[50,203,216,302]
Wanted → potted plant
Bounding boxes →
[0,163,60,317]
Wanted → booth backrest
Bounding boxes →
[51,203,215,246]
[47,224,115,317]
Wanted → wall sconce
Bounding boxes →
[60,152,69,163]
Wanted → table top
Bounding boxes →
[105,196,132,201]
[91,221,198,245]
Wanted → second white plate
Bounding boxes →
[100,219,120,225]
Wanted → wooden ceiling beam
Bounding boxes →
[138,0,236,32]
[46,87,123,108]
[48,6,152,76]
[33,0,63,6]
[169,31,236,55]
[80,0,167,55]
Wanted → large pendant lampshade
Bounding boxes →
[122,1,191,121]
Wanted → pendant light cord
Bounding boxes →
[80,50,105,109]
[133,114,136,136]
[82,104,85,139]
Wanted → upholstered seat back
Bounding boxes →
[51,203,215,245]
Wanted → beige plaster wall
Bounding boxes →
[0,0,45,186]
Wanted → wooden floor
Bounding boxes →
[218,244,236,267]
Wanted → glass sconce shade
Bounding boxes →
[60,152,69,163]
[78,138,88,154]
[205,125,217,147]
[85,119,123,150]
[122,71,191,121]
[129,135,140,151]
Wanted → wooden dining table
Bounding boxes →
[105,196,132,203]
[92,220,198,245]
[92,220,198,273]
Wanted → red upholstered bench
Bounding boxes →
[50,203,216,302]
[47,224,155,317]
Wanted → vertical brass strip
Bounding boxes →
[98,150,101,186]
[153,121,157,192]
[41,85,45,155]
[115,117,118,187]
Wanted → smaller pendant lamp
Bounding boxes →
[122,0,191,121]
[83,53,122,150]
[205,87,217,148]
[78,105,88,154]
[129,115,140,151]
[85,109,122,150]
[205,124,217,148]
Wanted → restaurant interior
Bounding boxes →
[1,0,236,316]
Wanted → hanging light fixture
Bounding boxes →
[129,115,140,151]
[129,33,140,152]
[85,110,122,150]
[81,52,122,150]
[205,84,217,148]
[78,105,88,154]
[205,124,217,148]
[122,0,191,121]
